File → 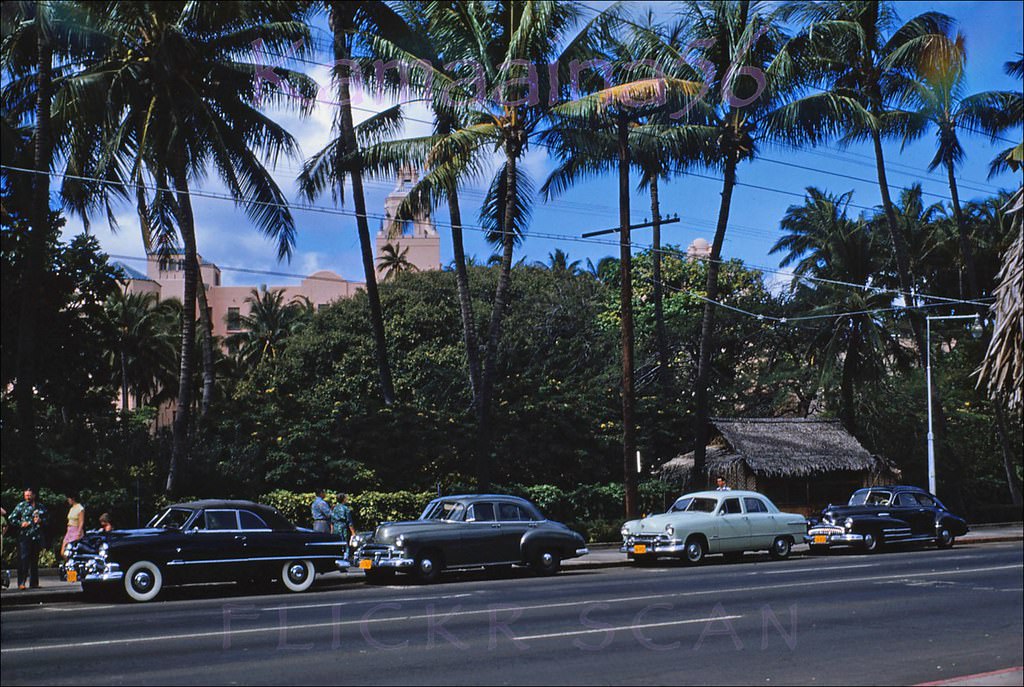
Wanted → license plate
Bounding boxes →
[66,570,78,583]
[813,535,827,545]
[634,544,647,554]
[359,559,373,570]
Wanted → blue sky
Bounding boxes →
[64,1,1023,291]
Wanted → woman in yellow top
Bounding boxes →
[62,493,85,559]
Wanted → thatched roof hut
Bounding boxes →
[660,418,900,513]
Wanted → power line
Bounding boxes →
[2,163,994,309]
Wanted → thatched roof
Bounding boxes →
[660,417,889,480]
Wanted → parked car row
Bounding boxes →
[59,485,967,602]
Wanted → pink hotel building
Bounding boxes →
[119,166,441,340]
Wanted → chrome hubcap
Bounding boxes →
[776,540,788,553]
[541,553,553,566]
[288,564,306,582]
[864,534,875,549]
[132,571,152,592]
[687,543,701,561]
[420,559,433,574]
[939,529,951,543]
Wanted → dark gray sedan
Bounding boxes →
[353,494,588,583]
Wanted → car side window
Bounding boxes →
[204,510,239,530]
[743,497,768,514]
[720,498,743,515]
[915,494,936,508]
[896,493,919,507]
[498,503,524,521]
[239,510,269,530]
[467,502,496,522]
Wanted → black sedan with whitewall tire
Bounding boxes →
[60,500,349,602]
[806,486,968,554]
[353,494,589,584]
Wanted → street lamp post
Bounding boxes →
[925,314,981,495]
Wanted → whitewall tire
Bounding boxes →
[124,560,163,602]
[281,560,316,593]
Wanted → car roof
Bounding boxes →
[856,485,925,493]
[677,490,769,499]
[167,500,294,529]
[433,494,535,503]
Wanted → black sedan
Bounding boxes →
[353,494,589,583]
[60,500,349,601]
[806,486,969,554]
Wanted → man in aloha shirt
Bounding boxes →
[331,493,356,558]
[10,488,48,589]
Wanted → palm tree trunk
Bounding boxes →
[478,149,519,490]
[618,118,639,518]
[334,18,395,406]
[195,267,216,416]
[448,187,483,412]
[650,174,670,396]
[993,402,1023,506]
[15,28,54,452]
[840,321,859,432]
[693,154,738,487]
[869,127,928,363]
[120,347,130,412]
[168,159,199,494]
[945,158,980,301]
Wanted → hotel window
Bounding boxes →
[227,307,241,331]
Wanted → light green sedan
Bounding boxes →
[620,490,808,565]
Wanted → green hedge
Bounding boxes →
[260,489,434,530]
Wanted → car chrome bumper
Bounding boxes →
[620,539,686,555]
[805,529,863,546]
[355,546,415,570]
[60,557,124,582]
[575,548,589,557]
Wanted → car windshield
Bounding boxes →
[669,497,719,513]
[420,501,465,521]
[849,490,892,507]
[148,507,195,530]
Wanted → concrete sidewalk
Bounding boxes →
[3,522,1020,607]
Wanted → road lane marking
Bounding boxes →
[754,563,879,575]
[3,563,1019,655]
[260,592,474,611]
[517,615,743,641]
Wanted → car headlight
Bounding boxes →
[620,527,630,537]
[394,535,405,549]
[823,514,834,525]
[844,518,854,532]
[98,542,109,559]
[664,524,675,537]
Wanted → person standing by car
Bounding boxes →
[62,493,85,559]
[1,506,9,588]
[331,493,356,557]
[311,489,331,533]
[10,488,48,589]
[715,477,731,491]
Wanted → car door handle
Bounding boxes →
[234,535,247,542]
[528,523,539,528]
[490,524,501,529]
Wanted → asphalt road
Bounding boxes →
[2,542,1021,686]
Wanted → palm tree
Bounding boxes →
[376,242,418,281]
[782,0,955,365]
[772,188,903,429]
[365,0,612,488]
[988,53,1024,178]
[60,1,315,493]
[543,249,581,274]
[297,2,431,408]
[225,286,309,369]
[646,1,824,484]
[105,287,180,410]
[903,34,1023,301]
[0,0,98,447]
